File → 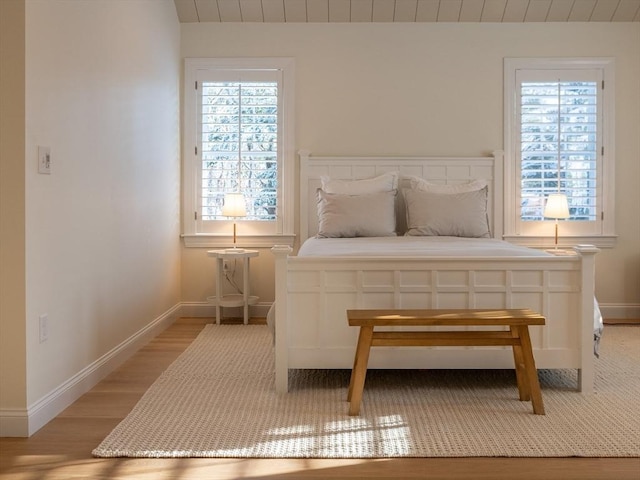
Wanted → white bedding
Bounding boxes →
[298,236,553,258]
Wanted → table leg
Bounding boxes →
[243,256,250,325]
[215,258,223,325]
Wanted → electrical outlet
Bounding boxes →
[38,146,51,174]
[39,314,49,343]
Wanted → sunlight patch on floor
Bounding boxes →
[261,415,411,457]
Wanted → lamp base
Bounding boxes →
[225,248,245,253]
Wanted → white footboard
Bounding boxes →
[272,245,598,394]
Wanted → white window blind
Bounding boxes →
[182,58,295,246]
[519,79,598,222]
[504,58,616,247]
[200,81,278,221]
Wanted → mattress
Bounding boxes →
[298,236,553,258]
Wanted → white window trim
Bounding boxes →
[503,57,617,249]
[182,57,295,248]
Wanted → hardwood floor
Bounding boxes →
[1,317,638,480]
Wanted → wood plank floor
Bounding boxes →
[1,317,638,480]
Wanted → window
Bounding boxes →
[520,78,598,222]
[504,58,616,247]
[200,80,278,222]
[183,58,295,247]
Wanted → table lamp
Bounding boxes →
[544,193,570,251]
[222,193,247,250]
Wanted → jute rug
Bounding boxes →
[93,324,639,458]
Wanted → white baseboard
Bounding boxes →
[0,303,181,437]
[599,303,640,320]
[181,301,632,322]
[180,301,272,319]
[0,410,28,438]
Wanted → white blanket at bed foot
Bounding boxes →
[594,298,604,357]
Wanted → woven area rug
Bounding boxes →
[93,324,639,458]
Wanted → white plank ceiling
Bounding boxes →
[174,0,640,22]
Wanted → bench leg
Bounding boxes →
[515,325,545,415]
[510,326,531,402]
[347,326,374,416]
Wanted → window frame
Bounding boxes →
[503,57,617,249]
[182,58,295,248]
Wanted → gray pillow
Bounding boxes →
[403,187,490,238]
[407,177,487,194]
[316,189,397,238]
[321,171,398,195]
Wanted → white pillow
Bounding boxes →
[321,171,399,195]
[403,187,490,238]
[407,177,487,194]
[316,189,397,238]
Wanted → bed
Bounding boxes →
[271,150,601,395]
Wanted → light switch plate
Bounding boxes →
[38,146,51,174]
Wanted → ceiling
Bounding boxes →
[173,0,640,23]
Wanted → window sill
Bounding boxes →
[502,235,617,249]
[181,233,296,249]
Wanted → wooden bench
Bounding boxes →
[346,308,546,416]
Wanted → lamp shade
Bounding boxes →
[544,193,570,220]
[221,193,247,218]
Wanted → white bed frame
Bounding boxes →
[272,150,598,394]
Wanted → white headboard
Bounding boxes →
[299,150,504,244]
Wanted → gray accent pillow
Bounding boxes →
[316,189,397,238]
[403,186,490,238]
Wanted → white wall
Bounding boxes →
[0,0,181,436]
[181,22,640,314]
[0,0,27,431]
